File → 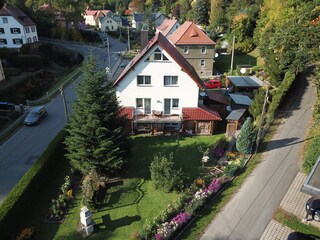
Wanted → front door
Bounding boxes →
[144,98,151,114]
[164,99,171,114]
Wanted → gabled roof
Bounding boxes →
[85,10,112,19]
[227,76,266,88]
[157,19,179,36]
[168,21,216,45]
[182,106,221,121]
[113,32,205,90]
[0,4,35,26]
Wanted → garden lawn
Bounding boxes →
[215,48,264,74]
[31,134,223,240]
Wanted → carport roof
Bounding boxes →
[301,156,320,198]
[226,109,246,121]
[229,94,252,106]
[227,76,266,88]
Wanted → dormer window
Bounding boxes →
[147,48,169,61]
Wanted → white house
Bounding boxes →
[84,10,112,27]
[99,14,122,32]
[132,13,144,29]
[0,4,39,49]
[156,18,180,37]
[114,32,221,135]
[153,12,167,29]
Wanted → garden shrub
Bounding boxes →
[0,130,66,240]
[150,154,186,192]
[236,117,256,154]
[225,158,245,177]
[82,169,100,208]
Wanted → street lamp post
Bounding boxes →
[60,86,69,124]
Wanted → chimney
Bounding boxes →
[140,29,149,50]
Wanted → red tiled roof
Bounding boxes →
[168,21,216,45]
[119,107,134,120]
[156,19,178,36]
[113,32,205,90]
[182,106,221,121]
[0,4,35,26]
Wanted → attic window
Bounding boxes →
[190,29,198,37]
[147,48,169,61]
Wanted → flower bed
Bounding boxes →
[137,178,222,240]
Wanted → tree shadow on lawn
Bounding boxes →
[126,135,220,182]
[95,214,141,232]
[98,178,145,211]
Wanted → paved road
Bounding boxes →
[200,70,316,240]
[0,38,127,204]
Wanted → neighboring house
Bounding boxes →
[132,13,144,29]
[100,14,123,32]
[114,32,221,135]
[153,12,167,29]
[168,21,216,79]
[0,59,5,84]
[156,18,180,37]
[226,75,266,97]
[84,9,112,27]
[38,3,66,27]
[0,4,39,49]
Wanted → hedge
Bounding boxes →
[0,130,66,240]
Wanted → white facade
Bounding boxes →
[116,45,199,115]
[84,15,96,26]
[0,16,38,49]
[100,16,122,32]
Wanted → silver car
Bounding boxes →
[24,106,47,126]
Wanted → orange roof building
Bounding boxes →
[168,21,217,79]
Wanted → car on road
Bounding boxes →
[204,79,222,89]
[24,106,47,126]
[287,232,320,240]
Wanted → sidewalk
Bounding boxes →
[261,172,320,239]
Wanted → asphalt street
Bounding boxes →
[200,70,316,239]
[0,37,127,204]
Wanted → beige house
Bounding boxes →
[84,10,112,27]
[168,21,216,79]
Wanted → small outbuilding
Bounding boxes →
[229,94,252,110]
[226,75,266,97]
[225,108,246,136]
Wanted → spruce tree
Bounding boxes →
[236,117,256,154]
[65,54,129,175]
[193,0,210,25]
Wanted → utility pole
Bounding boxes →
[230,35,235,74]
[255,88,269,153]
[60,86,69,124]
[107,37,111,70]
[127,26,130,51]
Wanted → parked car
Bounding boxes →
[24,106,47,126]
[287,232,320,240]
[204,79,222,89]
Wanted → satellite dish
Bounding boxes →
[240,68,246,74]
[215,53,219,58]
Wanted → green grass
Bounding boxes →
[20,134,222,240]
[176,119,281,239]
[274,208,320,236]
[215,48,264,74]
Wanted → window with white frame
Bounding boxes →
[200,59,205,68]
[25,27,30,33]
[136,98,151,114]
[0,39,7,45]
[10,28,21,34]
[164,98,179,114]
[201,46,206,54]
[184,46,189,54]
[147,48,169,61]
[27,37,31,43]
[137,75,151,85]
[0,28,4,34]
[2,17,8,23]
[13,38,23,45]
[33,36,37,42]
[164,76,178,86]
[31,26,35,32]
